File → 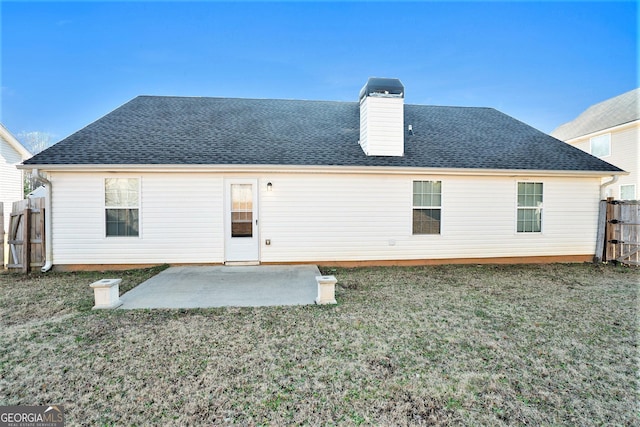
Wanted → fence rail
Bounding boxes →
[7,198,45,273]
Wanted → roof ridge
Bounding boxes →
[135,95,357,104]
[133,95,497,110]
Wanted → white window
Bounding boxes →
[517,182,543,233]
[105,178,140,237]
[413,181,441,234]
[620,184,636,200]
[590,134,611,158]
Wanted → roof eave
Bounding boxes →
[558,119,640,143]
[0,124,32,159]
[17,163,627,177]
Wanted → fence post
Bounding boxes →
[594,200,607,263]
[22,207,31,273]
[605,197,615,262]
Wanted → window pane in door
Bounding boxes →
[231,184,253,237]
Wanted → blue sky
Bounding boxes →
[1,1,637,147]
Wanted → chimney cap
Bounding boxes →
[359,77,404,101]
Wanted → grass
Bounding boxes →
[0,265,169,326]
[0,263,638,426]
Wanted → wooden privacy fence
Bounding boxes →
[7,198,45,272]
[595,198,640,266]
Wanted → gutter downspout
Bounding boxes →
[32,169,53,272]
[600,175,619,200]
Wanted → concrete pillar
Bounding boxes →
[90,278,123,309]
[315,275,337,305]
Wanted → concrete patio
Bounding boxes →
[119,265,320,309]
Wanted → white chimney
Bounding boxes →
[359,77,405,156]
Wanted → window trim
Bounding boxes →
[412,180,442,235]
[589,133,611,158]
[516,181,544,234]
[103,177,142,238]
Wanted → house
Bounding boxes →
[1,124,31,265]
[551,88,639,200]
[20,78,624,270]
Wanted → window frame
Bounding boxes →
[516,181,544,234]
[104,177,141,238]
[412,180,442,235]
[590,133,611,158]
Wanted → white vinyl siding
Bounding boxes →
[359,96,404,156]
[1,136,27,266]
[564,123,639,200]
[259,174,600,262]
[261,174,407,261]
[1,138,25,236]
[50,172,224,265]
[48,171,602,266]
[610,125,640,199]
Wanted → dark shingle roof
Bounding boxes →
[24,95,622,172]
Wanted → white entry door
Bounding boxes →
[224,179,259,262]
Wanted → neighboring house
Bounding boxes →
[551,88,639,200]
[20,78,623,270]
[1,124,32,265]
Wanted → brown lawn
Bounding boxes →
[0,263,638,426]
